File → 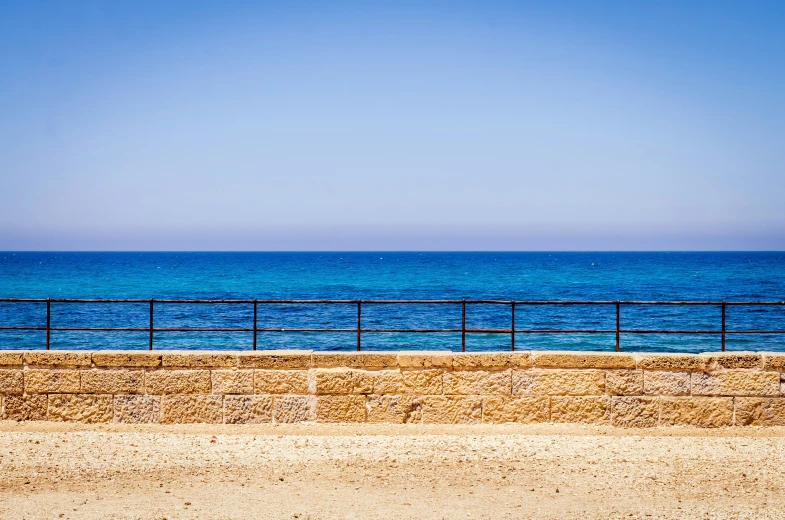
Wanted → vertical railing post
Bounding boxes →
[253,298,258,351]
[356,300,361,351]
[510,300,515,351]
[46,298,51,350]
[721,300,726,352]
[615,301,620,352]
[461,299,466,352]
[148,299,154,350]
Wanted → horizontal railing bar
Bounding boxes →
[0,326,47,330]
[358,328,464,333]
[1,298,784,305]
[160,299,352,304]
[511,329,618,333]
[723,302,785,306]
[618,329,720,334]
[0,298,149,303]
[41,327,149,332]
[160,327,356,332]
[720,330,785,334]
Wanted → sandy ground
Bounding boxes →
[1,422,784,519]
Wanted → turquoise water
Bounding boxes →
[1,252,784,352]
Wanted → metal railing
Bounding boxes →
[0,298,783,351]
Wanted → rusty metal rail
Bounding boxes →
[0,298,783,352]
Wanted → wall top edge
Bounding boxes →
[0,349,775,355]
[0,349,783,370]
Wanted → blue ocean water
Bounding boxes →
[1,252,784,353]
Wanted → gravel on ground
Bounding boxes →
[1,421,784,519]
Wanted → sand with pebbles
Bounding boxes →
[1,421,783,519]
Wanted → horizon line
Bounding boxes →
[2,250,784,254]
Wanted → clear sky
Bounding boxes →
[1,0,784,251]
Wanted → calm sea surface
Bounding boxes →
[1,252,784,352]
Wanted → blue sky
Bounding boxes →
[1,0,783,250]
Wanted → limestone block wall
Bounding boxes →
[1,350,785,426]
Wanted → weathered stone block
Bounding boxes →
[160,395,223,423]
[402,370,442,394]
[309,368,351,394]
[309,369,373,395]
[636,353,707,371]
[534,351,635,369]
[2,394,47,421]
[368,369,448,395]
[254,370,309,394]
[145,370,211,394]
[92,351,161,368]
[421,396,482,424]
[114,395,160,423]
[452,352,532,369]
[161,351,238,368]
[370,370,404,394]
[211,370,253,394]
[369,370,443,394]
[0,369,24,394]
[512,370,605,395]
[605,370,643,396]
[273,395,312,423]
[443,370,511,395]
[482,396,549,423]
[314,395,366,422]
[735,398,785,426]
[398,351,452,369]
[237,350,312,369]
[367,395,422,423]
[224,395,273,424]
[763,353,785,372]
[24,351,91,367]
[660,397,733,427]
[691,370,779,396]
[24,369,81,393]
[551,396,610,424]
[48,394,113,423]
[312,352,398,368]
[352,370,374,394]
[611,397,658,427]
[0,351,24,366]
[644,371,690,396]
[702,352,761,370]
[80,369,144,394]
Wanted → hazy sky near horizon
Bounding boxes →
[1,1,784,251]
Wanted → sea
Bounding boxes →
[1,252,784,353]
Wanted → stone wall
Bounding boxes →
[1,350,784,426]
